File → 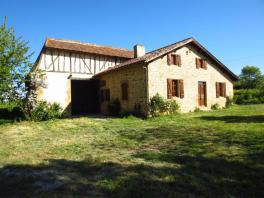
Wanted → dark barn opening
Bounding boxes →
[71,79,100,115]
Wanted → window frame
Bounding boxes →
[167,79,184,99]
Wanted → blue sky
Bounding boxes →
[1,0,263,75]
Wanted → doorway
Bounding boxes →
[198,81,207,106]
[71,79,100,115]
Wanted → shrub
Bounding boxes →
[225,96,233,108]
[234,89,263,105]
[194,107,202,112]
[107,98,121,117]
[31,101,62,121]
[0,102,24,121]
[148,94,179,117]
[168,100,180,114]
[211,103,221,110]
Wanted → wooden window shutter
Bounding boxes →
[179,80,184,98]
[100,90,105,102]
[202,60,207,69]
[105,89,110,101]
[216,82,220,98]
[167,54,172,65]
[167,79,173,99]
[223,83,226,97]
[196,58,200,69]
[121,82,128,100]
[176,55,181,67]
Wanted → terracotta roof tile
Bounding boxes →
[45,38,134,58]
[95,37,238,80]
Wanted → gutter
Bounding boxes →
[143,63,149,116]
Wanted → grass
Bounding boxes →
[0,105,263,197]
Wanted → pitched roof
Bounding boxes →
[95,37,238,80]
[44,38,134,58]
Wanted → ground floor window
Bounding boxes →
[121,82,129,100]
[167,79,184,99]
[198,81,207,106]
[216,82,226,98]
[100,89,110,102]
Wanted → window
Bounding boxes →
[167,79,184,99]
[167,54,181,66]
[121,82,128,100]
[100,89,110,102]
[195,58,207,69]
[216,82,226,98]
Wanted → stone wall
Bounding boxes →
[147,44,234,112]
[98,64,147,115]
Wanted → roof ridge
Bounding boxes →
[95,37,238,80]
[146,37,193,55]
[45,37,133,52]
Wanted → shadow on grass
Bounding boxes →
[199,115,264,123]
[0,154,263,197]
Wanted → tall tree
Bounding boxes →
[237,66,263,89]
[0,17,33,102]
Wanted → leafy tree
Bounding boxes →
[0,17,33,102]
[236,66,263,89]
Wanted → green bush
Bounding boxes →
[31,101,62,121]
[193,107,202,112]
[168,100,179,114]
[107,98,121,117]
[225,96,233,108]
[234,89,263,105]
[0,102,24,121]
[211,103,221,110]
[148,94,179,117]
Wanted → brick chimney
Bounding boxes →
[134,44,145,58]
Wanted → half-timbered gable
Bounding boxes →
[36,38,133,75]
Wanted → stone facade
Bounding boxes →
[147,43,233,112]
[98,64,147,114]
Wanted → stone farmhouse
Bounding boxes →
[35,37,238,116]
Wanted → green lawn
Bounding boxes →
[0,105,264,197]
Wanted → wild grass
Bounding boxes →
[0,105,263,197]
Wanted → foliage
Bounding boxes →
[0,105,263,196]
[107,98,121,116]
[225,96,233,108]
[0,17,33,102]
[168,99,180,114]
[0,101,24,120]
[235,66,263,89]
[148,94,179,117]
[30,101,62,121]
[234,89,264,105]
[24,69,46,115]
[193,107,202,112]
[211,103,221,110]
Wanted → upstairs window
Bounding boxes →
[167,79,184,99]
[195,58,207,69]
[167,54,181,66]
[121,82,128,100]
[216,82,226,98]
